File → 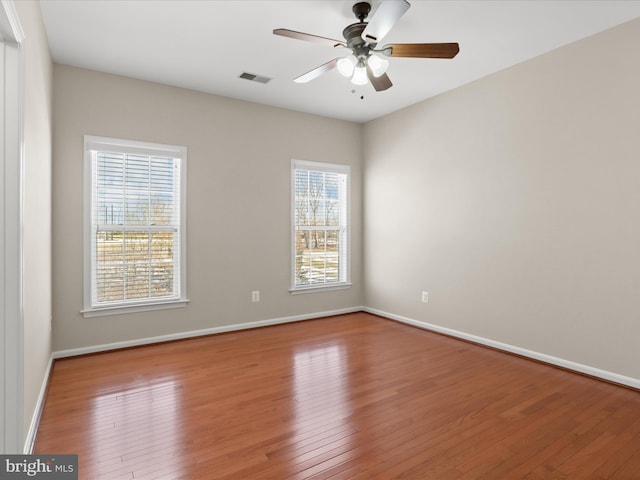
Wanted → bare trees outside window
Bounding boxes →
[292,161,349,290]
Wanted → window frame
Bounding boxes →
[290,159,351,294]
[82,135,188,317]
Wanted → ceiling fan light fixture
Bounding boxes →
[367,54,389,77]
[337,55,357,77]
[351,60,368,85]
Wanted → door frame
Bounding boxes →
[0,0,25,454]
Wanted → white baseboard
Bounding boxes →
[53,306,364,359]
[23,355,53,454]
[32,305,638,448]
[364,307,640,390]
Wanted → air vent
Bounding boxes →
[239,72,272,84]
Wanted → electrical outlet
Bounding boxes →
[421,291,429,303]
[251,290,260,302]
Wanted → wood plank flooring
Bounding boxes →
[35,312,640,479]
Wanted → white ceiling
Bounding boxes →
[39,0,640,123]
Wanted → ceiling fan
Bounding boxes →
[274,0,460,92]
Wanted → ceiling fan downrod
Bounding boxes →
[352,2,372,22]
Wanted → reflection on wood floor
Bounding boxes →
[35,312,640,479]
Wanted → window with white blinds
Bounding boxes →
[291,160,350,292]
[83,136,187,316]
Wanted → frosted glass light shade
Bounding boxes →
[368,54,389,77]
[337,55,357,77]
[351,62,368,85]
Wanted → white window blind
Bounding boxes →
[84,136,187,316]
[292,160,350,291]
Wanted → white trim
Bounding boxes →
[289,283,352,295]
[364,307,640,390]
[53,307,364,359]
[23,356,53,454]
[0,1,23,42]
[82,298,189,318]
[292,159,350,175]
[84,135,186,158]
[0,0,25,454]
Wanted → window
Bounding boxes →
[292,160,350,292]
[83,136,187,317]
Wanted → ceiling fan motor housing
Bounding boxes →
[345,3,380,60]
[343,23,372,57]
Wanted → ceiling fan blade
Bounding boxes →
[383,43,460,59]
[361,0,410,44]
[294,58,339,83]
[273,28,345,48]
[366,66,393,92]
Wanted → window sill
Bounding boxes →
[289,283,352,295]
[82,298,190,318]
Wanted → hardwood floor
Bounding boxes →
[35,313,640,479]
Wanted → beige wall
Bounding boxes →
[364,18,640,380]
[13,0,53,445]
[52,65,363,351]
